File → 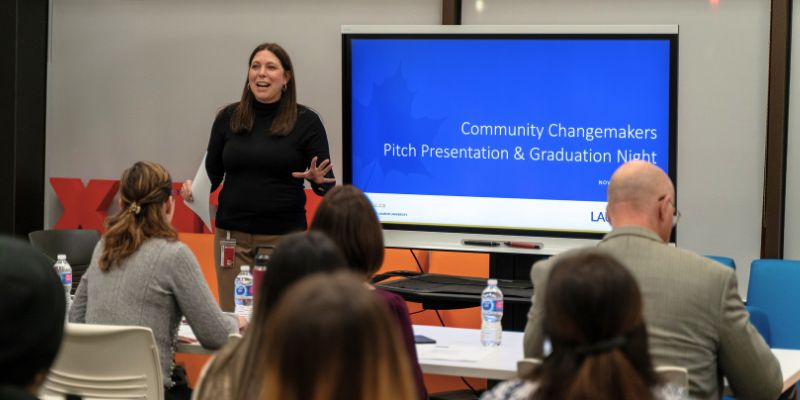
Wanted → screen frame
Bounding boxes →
[342,25,679,241]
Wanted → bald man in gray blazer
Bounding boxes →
[523,161,781,400]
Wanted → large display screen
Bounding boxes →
[342,26,678,238]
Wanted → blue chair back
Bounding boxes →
[705,255,736,270]
[747,259,800,348]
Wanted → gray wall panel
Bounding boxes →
[46,0,440,226]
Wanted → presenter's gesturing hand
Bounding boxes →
[180,180,194,203]
[292,156,336,185]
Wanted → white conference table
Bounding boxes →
[774,348,800,393]
[178,324,800,392]
[412,325,523,380]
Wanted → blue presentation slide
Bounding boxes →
[350,38,672,203]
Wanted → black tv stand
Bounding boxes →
[490,253,548,331]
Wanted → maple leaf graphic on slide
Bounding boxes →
[352,68,444,191]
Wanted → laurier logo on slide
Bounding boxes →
[591,211,608,223]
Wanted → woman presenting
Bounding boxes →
[182,42,335,311]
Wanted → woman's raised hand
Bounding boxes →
[292,156,335,185]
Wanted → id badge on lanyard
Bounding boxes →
[220,231,236,269]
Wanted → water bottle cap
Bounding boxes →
[241,265,250,272]
[487,279,498,286]
[57,254,67,260]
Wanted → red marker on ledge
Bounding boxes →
[503,241,543,249]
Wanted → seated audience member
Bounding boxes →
[193,231,347,400]
[260,231,348,315]
[524,161,781,400]
[69,161,242,400]
[260,271,417,400]
[0,238,66,400]
[483,249,686,400]
[310,185,427,399]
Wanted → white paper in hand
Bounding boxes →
[184,153,214,231]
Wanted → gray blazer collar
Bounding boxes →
[600,226,665,245]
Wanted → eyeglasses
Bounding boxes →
[670,201,681,228]
[658,195,681,228]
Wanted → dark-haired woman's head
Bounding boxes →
[260,271,416,400]
[99,161,177,270]
[533,249,657,400]
[260,231,347,315]
[230,42,298,136]
[244,43,295,106]
[310,185,384,278]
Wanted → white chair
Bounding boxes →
[227,333,242,346]
[655,365,689,390]
[516,357,542,378]
[41,323,163,400]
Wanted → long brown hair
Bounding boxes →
[260,272,416,400]
[194,232,347,400]
[98,161,177,270]
[229,42,298,136]
[310,185,384,278]
[531,249,658,400]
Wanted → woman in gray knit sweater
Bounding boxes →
[69,161,244,400]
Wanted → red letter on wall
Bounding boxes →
[51,178,119,232]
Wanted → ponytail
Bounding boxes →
[563,348,654,400]
[99,161,177,270]
[532,323,658,400]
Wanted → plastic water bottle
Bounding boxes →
[481,278,503,346]
[234,265,253,320]
[53,254,73,317]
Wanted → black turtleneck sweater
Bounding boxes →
[205,101,334,235]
